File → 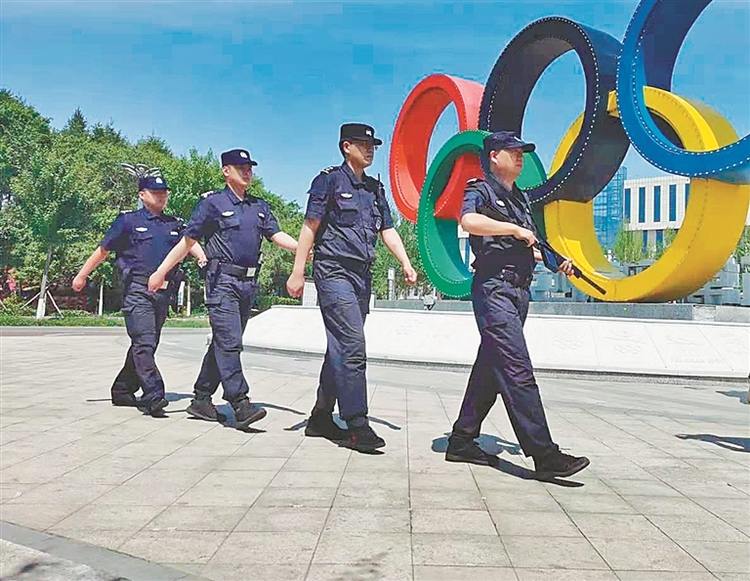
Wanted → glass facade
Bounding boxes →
[685,182,690,208]
[669,184,677,221]
[653,186,661,222]
[638,187,646,223]
[624,187,631,221]
[593,166,627,249]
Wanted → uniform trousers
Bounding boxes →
[452,272,559,458]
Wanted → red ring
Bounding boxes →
[389,74,484,222]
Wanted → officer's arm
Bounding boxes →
[270,231,298,252]
[380,228,418,285]
[286,218,319,297]
[188,241,208,265]
[72,247,110,292]
[149,236,198,292]
[460,212,526,237]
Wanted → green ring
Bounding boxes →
[417,130,547,298]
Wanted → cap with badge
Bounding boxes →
[221,149,258,167]
[138,175,169,191]
[483,131,535,153]
[339,123,383,146]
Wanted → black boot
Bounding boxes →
[232,398,267,430]
[305,411,348,441]
[338,425,385,453]
[186,398,227,423]
[534,450,590,480]
[445,435,493,466]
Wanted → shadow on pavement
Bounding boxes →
[676,433,750,453]
[715,389,749,404]
[0,561,127,581]
[431,434,585,488]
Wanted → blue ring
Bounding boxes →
[617,0,750,184]
[479,17,629,205]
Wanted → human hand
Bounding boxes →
[286,272,305,298]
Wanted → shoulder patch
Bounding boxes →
[119,209,133,214]
[466,178,482,185]
[320,166,339,175]
[201,190,218,199]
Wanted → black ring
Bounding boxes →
[479,17,630,205]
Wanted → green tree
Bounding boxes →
[612,223,644,265]
[371,216,426,299]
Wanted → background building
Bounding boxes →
[593,166,627,249]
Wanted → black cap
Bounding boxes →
[339,123,383,146]
[483,131,535,153]
[221,149,258,167]
[138,175,168,191]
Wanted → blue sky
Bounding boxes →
[2,0,748,206]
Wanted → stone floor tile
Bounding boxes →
[648,513,749,542]
[491,510,582,537]
[45,528,137,551]
[334,484,410,509]
[5,482,115,506]
[254,486,336,508]
[675,540,750,574]
[215,456,287,471]
[503,536,608,570]
[515,569,619,580]
[52,503,168,531]
[409,487,486,510]
[0,503,84,530]
[119,530,228,564]
[174,484,264,507]
[93,483,193,506]
[144,505,245,532]
[271,470,344,488]
[482,489,563,513]
[555,492,638,514]
[588,537,705,571]
[202,563,307,581]
[621,496,711,516]
[414,565,517,581]
[313,531,411,566]
[411,508,496,535]
[209,531,319,565]
[614,572,716,580]
[570,513,666,539]
[411,533,509,567]
[236,506,329,533]
[197,469,280,489]
[324,507,410,533]
[307,562,412,581]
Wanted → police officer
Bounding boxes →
[445,131,590,480]
[149,148,299,431]
[72,174,206,417]
[287,123,417,453]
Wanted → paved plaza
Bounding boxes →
[1,327,749,581]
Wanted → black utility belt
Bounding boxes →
[314,256,372,274]
[218,262,259,279]
[476,267,533,289]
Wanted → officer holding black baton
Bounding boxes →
[149,148,299,431]
[445,131,590,480]
[73,173,207,417]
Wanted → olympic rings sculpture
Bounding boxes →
[389,0,750,302]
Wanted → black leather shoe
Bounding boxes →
[534,451,590,480]
[305,412,348,441]
[186,399,227,423]
[445,435,493,466]
[232,399,267,430]
[338,425,385,453]
[138,398,168,418]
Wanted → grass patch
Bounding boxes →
[0,314,210,328]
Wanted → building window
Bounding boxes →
[685,182,690,209]
[624,188,631,221]
[642,230,648,250]
[656,229,664,247]
[669,184,677,221]
[653,185,661,222]
[638,187,646,223]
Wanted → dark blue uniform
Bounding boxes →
[101,207,184,408]
[184,187,280,404]
[451,175,559,459]
[305,163,393,428]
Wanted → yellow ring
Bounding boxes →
[545,88,750,302]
